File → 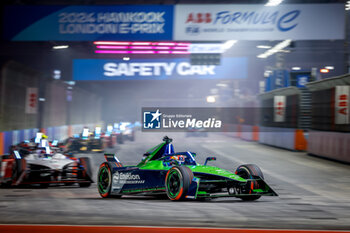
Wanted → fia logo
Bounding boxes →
[143,109,162,129]
[185,25,200,35]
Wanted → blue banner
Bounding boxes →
[73,57,247,81]
[268,70,289,90]
[296,74,309,88]
[4,5,173,41]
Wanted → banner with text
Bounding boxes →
[335,86,350,125]
[4,5,173,41]
[25,87,38,114]
[274,95,286,122]
[174,4,345,41]
[73,57,247,81]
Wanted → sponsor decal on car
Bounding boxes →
[113,171,145,185]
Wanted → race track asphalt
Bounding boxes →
[1,132,350,230]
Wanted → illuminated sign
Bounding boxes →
[73,57,247,81]
[174,4,345,40]
[4,5,173,41]
[3,4,344,41]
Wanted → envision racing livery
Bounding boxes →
[98,136,277,201]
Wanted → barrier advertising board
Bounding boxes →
[3,4,344,41]
[174,4,345,40]
[4,5,173,41]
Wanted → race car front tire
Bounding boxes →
[165,166,192,201]
[235,164,264,201]
[97,162,121,198]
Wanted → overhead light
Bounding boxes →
[65,81,75,86]
[216,83,228,87]
[320,68,329,73]
[123,57,130,61]
[257,39,292,58]
[53,45,69,50]
[95,50,154,54]
[265,0,283,6]
[93,41,192,55]
[96,45,128,49]
[52,69,61,80]
[264,70,273,77]
[131,42,151,45]
[292,67,301,71]
[206,96,216,103]
[346,1,350,10]
[94,41,130,45]
[280,49,290,53]
[325,66,334,70]
[94,41,191,46]
[222,40,238,50]
[257,54,267,59]
[95,50,190,54]
[172,51,190,54]
[39,98,46,102]
[257,45,272,49]
[96,45,188,50]
[157,42,176,46]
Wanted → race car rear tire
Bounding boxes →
[78,157,92,187]
[235,164,264,201]
[165,166,192,201]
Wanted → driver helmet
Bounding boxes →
[170,155,185,164]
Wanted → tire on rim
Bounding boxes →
[235,164,264,201]
[97,162,112,197]
[165,166,192,201]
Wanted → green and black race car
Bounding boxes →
[97,136,278,201]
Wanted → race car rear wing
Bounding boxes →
[104,154,123,167]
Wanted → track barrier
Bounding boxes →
[308,130,350,163]
[0,225,349,233]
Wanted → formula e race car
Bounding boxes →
[0,142,93,188]
[64,136,104,153]
[97,136,277,201]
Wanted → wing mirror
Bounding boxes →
[204,156,216,165]
[142,152,150,161]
